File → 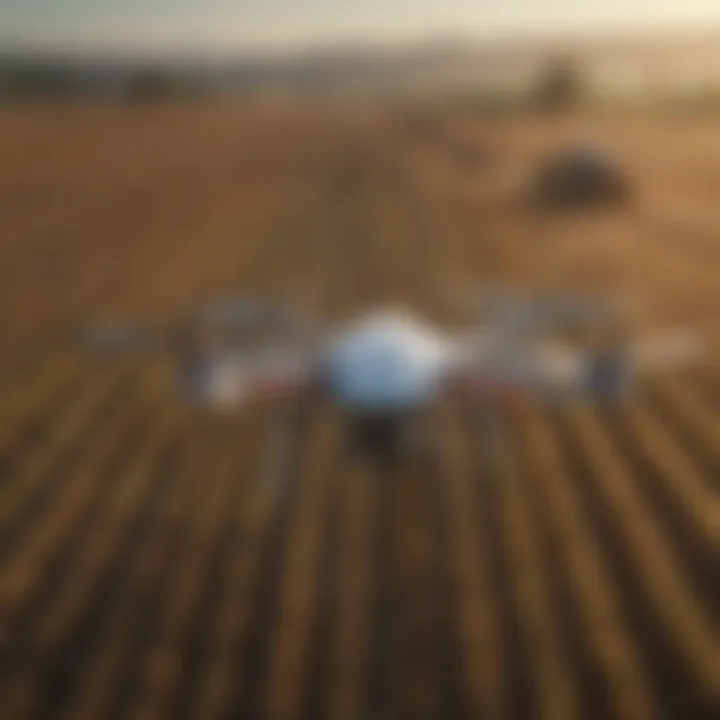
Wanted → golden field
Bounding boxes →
[0,100,717,720]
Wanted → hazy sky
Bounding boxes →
[3,0,720,54]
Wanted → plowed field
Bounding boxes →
[0,102,717,720]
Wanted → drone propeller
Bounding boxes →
[447,281,642,335]
[485,290,637,338]
[76,318,167,355]
[192,294,320,345]
[77,293,320,357]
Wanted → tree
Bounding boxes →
[534,55,584,111]
[125,70,179,103]
[0,64,76,98]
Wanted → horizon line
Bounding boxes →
[3,19,720,63]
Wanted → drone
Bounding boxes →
[79,289,708,460]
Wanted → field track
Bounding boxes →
[0,101,717,720]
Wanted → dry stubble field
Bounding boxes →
[0,100,717,720]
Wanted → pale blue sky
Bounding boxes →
[3,0,720,54]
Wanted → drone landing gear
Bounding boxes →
[345,410,435,466]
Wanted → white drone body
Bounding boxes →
[317,311,454,410]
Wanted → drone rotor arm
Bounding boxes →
[181,347,317,411]
[443,335,589,404]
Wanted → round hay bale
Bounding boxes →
[527,144,633,212]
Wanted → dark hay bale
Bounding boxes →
[526,148,633,212]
